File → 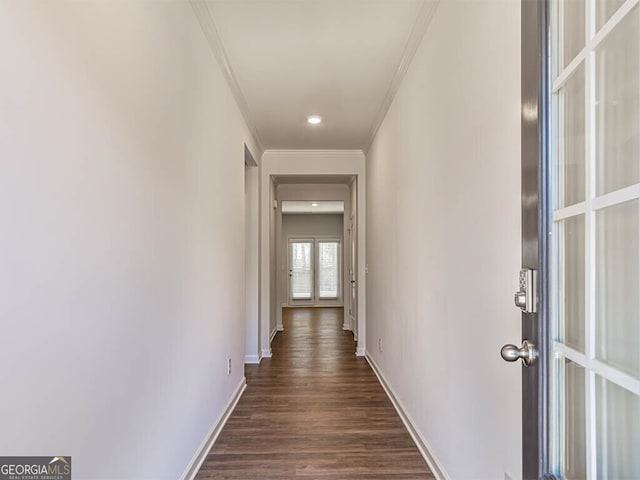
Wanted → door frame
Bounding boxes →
[348,214,357,333]
[521,0,553,478]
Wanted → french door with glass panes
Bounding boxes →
[289,240,314,305]
[288,238,341,306]
[551,0,639,478]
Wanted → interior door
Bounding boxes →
[288,240,314,305]
[508,1,640,479]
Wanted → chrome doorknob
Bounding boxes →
[500,340,538,367]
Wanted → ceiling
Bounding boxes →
[201,0,435,150]
[282,201,344,214]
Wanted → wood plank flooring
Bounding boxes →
[196,307,433,479]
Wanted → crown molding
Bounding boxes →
[364,0,440,153]
[190,0,265,154]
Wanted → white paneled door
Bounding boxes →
[550,0,640,478]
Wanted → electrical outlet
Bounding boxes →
[227,358,231,375]
[378,338,382,353]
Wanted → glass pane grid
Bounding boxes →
[555,341,640,396]
[551,1,640,478]
[592,358,640,395]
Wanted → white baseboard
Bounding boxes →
[355,346,365,356]
[179,378,246,480]
[277,324,284,331]
[365,353,450,480]
[244,354,261,364]
[342,323,351,331]
[269,327,278,343]
[261,348,272,358]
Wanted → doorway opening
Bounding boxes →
[257,162,365,360]
[272,176,359,343]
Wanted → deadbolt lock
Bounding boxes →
[514,268,537,313]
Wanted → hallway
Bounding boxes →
[196,308,433,479]
[2,1,527,478]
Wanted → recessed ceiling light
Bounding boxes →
[311,202,319,207]
[307,115,322,125]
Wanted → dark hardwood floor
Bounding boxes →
[196,307,434,479]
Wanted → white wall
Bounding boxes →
[365,1,522,479]
[281,213,344,307]
[282,214,344,238]
[0,2,259,478]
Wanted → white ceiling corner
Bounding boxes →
[193,0,439,151]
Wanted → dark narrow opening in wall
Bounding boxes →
[244,143,257,167]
